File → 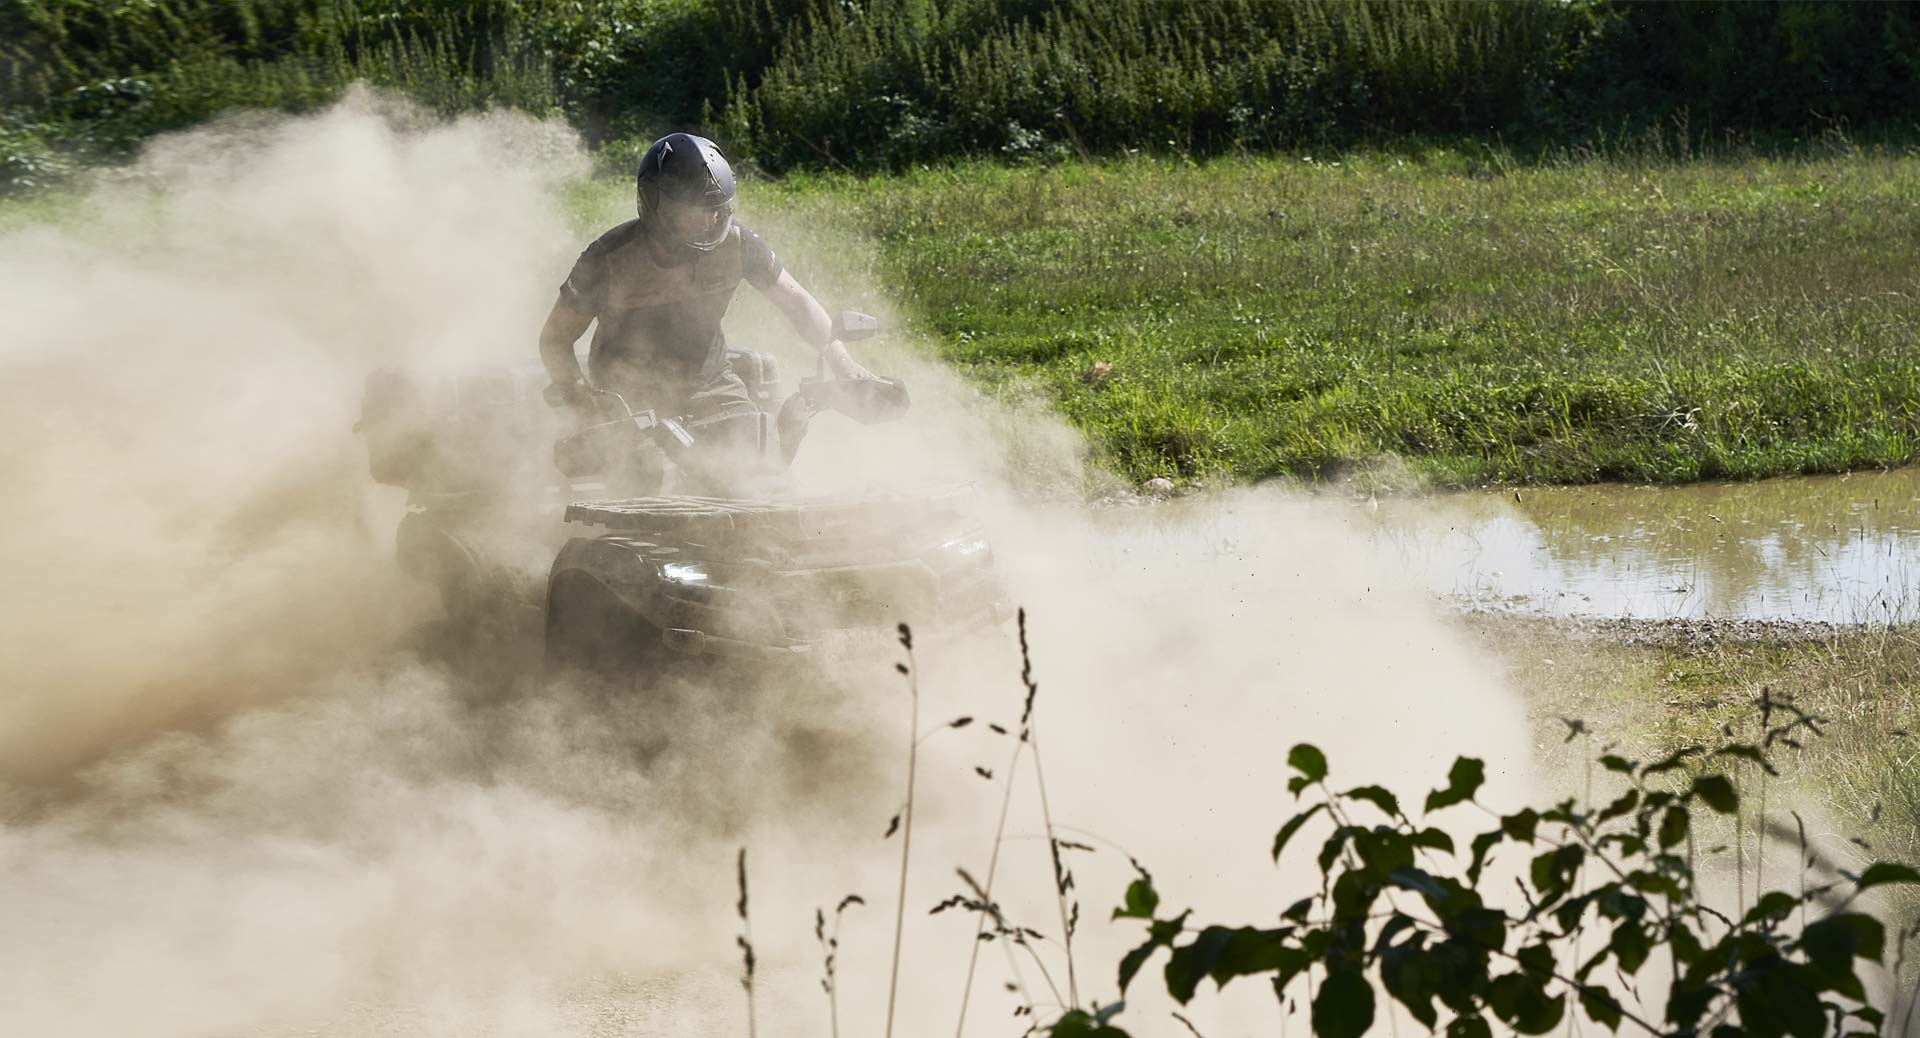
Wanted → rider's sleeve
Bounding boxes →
[738,227,783,291]
[558,245,609,314]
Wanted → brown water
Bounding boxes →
[1366,468,1920,622]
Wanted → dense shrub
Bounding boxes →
[714,0,1586,171]
[2,0,1918,185]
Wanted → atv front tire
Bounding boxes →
[543,570,664,675]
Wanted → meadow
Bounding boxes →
[713,144,1920,489]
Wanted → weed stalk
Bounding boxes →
[736,847,757,1038]
[885,623,920,1038]
[1017,608,1080,1009]
[955,700,1030,1035]
[817,893,862,1038]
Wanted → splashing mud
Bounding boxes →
[0,93,1533,1036]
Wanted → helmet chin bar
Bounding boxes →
[645,196,735,253]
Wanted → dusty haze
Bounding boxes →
[0,92,1537,1036]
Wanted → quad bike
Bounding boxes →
[356,314,1009,676]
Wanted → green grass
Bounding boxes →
[720,146,1920,488]
[1473,614,1920,906]
[22,139,1920,490]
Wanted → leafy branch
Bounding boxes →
[1068,737,1918,1038]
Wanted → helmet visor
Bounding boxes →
[660,197,735,250]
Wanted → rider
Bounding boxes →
[537,132,875,491]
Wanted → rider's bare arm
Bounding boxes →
[758,269,876,381]
[538,293,596,387]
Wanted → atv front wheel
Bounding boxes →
[544,570,664,675]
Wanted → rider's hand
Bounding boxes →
[823,340,877,381]
[544,380,594,412]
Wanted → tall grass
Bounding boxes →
[7,0,1920,188]
[1,0,566,143]
[715,0,1580,171]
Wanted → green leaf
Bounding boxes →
[1352,827,1416,879]
[1625,869,1681,899]
[1426,757,1486,813]
[1164,927,1231,1004]
[1272,803,1327,862]
[1715,744,1774,772]
[1381,938,1438,1028]
[1740,891,1796,927]
[1529,845,1585,907]
[1658,806,1690,848]
[1447,1015,1493,1038]
[1690,774,1739,814]
[1113,876,1160,920]
[1669,920,1704,964]
[1599,832,1647,858]
[1047,1008,1132,1038]
[1596,887,1648,923]
[1431,938,1494,1014]
[1164,926,1300,1002]
[1515,943,1554,978]
[1553,891,1596,932]
[1467,830,1502,884]
[1271,940,1315,993]
[1644,745,1704,776]
[1345,785,1400,817]
[1372,914,1418,956]
[1389,867,1448,900]
[1610,920,1651,975]
[1668,976,1716,1033]
[1855,862,1920,892]
[1735,962,1825,1038]
[1331,870,1383,920]
[1578,985,1623,1031]
[1802,913,1886,978]
[1488,972,1565,1034]
[1118,912,1187,993]
[1118,941,1157,993]
[1500,809,1540,841]
[1452,907,1507,950]
[1596,789,1640,825]
[1412,827,1455,854]
[1312,966,1376,1038]
[1598,754,1635,775]
[1318,827,1355,874]
[1288,744,1328,787]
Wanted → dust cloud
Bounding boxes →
[0,92,1535,1036]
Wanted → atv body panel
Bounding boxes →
[546,489,1007,668]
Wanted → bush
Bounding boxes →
[4,1,1920,175]
[0,121,72,193]
[1073,736,1920,1038]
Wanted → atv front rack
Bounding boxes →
[561,485,979,544]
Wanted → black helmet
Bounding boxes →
[636,133,737,253]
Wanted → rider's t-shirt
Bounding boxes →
[559,220,783,403]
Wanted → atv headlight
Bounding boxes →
[660,562,710,586]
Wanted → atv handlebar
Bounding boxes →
[547,309,906,484]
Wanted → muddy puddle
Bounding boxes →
[1361,468,1920,623]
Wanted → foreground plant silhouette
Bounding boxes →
[1049,739,1920,1038]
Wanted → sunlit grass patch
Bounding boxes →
[734,149,1920,488]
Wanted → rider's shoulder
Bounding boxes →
[583,218,650,257]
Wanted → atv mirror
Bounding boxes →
[831,311,879,342]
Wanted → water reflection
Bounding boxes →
[1367,469,1920,622]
